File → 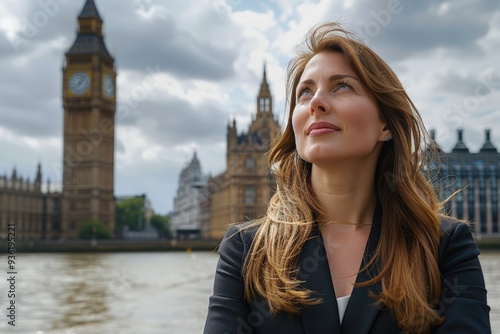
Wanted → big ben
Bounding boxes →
[62,0,116,238]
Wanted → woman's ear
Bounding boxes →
[380,124,392,142]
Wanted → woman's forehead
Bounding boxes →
[299,51,356,82]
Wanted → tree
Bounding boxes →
[150,214,171,239]
[78,219,111,239]
[115,196,146,231]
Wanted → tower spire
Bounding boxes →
[429,129,443,152]
[67,0,112,60]
[259,62,270,97]
[451,129,469,153]
[480,129,497,153]
[35,162,42,184]
[78,0,102,21]
[257,62,272,114]
[263,62,267,83]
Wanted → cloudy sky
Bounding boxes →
[1,0,499,214]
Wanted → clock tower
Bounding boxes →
[62,0,116,238]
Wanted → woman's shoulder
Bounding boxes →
[224,221,260,239]
[439,217,470,234]
[225,221,259,232]
[438,217,480,268]
[219,221,260,256]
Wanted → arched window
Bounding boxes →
[245,186,255,204]
[246,157,255,170]
[260,98,270,112]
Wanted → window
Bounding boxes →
[467,168,475,223]
[479,169,487,233]
[491,166,499,232]
[245,186,255,204]
[246,157,255,170]
[259,98,270,112]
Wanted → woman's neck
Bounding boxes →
[311,160,378,228]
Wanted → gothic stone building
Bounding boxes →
[0,165,61,240]
[62,0,116,237]
[207,66,281,240]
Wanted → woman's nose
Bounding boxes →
[309,91,330,115]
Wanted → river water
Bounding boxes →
[0,250,498,333]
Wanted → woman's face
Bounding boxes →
[292,51,390,166]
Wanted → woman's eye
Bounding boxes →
[334,81,352,92]
[297,88,313,101]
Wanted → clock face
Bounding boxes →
[68,72,90,95]
[103,75,114,97]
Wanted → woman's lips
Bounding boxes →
[308,128,339,136]
[307,122,341,136]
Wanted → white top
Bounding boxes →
[336,295,351,324]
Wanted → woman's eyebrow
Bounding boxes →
[328,74,359,82]
[298,74,360,88]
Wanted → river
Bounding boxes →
[0,250,498,333]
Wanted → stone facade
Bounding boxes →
[171,152,208,239]
[0,165,62,240]
[207,66,281,240]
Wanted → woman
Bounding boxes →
[204,22,490,333]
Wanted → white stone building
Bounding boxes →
[171,152,208,239]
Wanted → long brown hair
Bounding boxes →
[242,22,444,333]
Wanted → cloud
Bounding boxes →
[107,14,238,81]
[118,97,228,147]
[435,71,491,97]
[325,0,497,60]
[0,31,15,59]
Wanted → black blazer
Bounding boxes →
[204,219,491,333]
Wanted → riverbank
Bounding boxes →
[0,239,221,253]
[475,237,500,250]
[2,236,500,253]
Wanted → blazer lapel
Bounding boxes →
[341,214,383,334]
[299,226,341,333]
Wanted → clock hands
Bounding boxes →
[69,73,89,95]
